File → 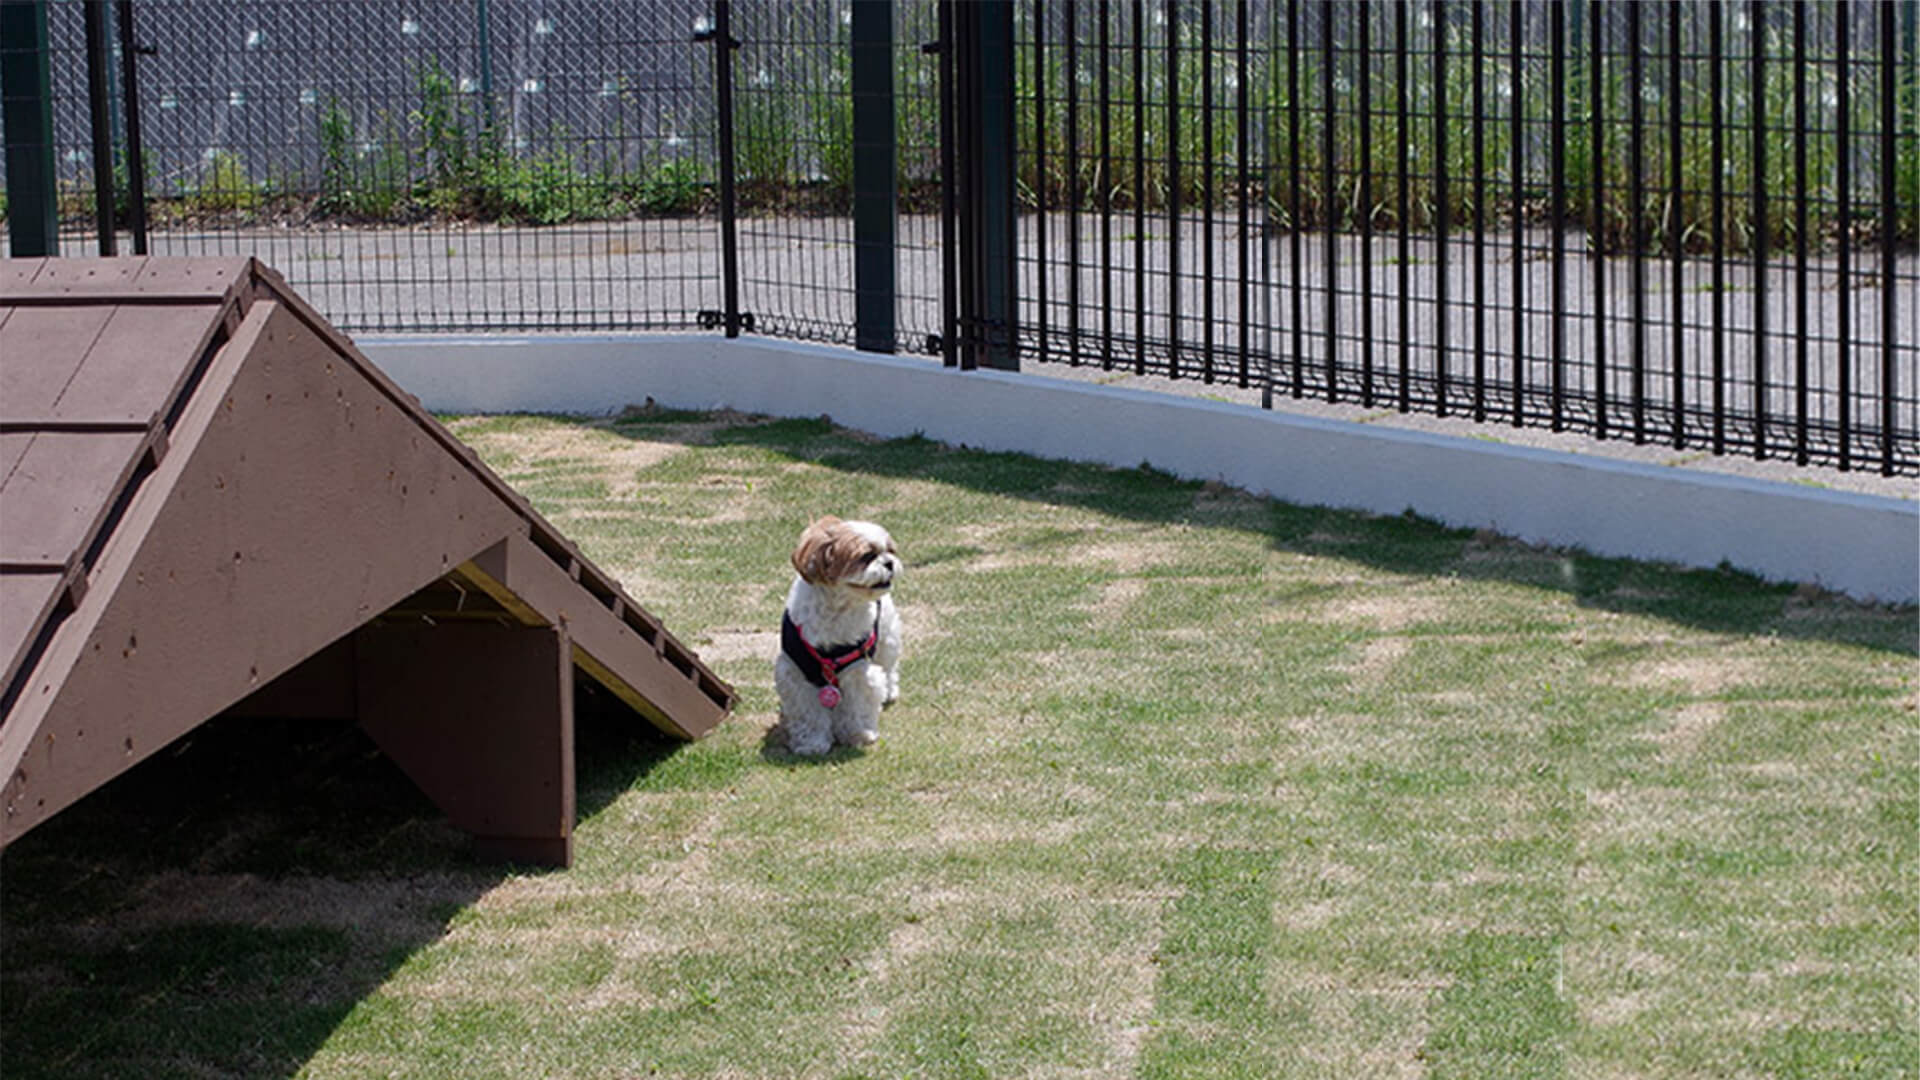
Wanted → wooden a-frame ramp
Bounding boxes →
[1,257,735,867]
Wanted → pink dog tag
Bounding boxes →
[818,685,841,709]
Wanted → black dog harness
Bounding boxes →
[782,607,880,709]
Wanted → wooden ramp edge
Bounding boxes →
[0,257,735,866]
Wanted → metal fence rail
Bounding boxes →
[5,0,1915,474]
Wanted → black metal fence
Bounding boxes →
[991,0,1917,476]
[4,0,1915,474]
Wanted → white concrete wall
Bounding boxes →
[363,333,1919,604]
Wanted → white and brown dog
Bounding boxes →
[775,516,903,756]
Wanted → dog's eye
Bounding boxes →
[859,551,879,566]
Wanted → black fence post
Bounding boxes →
[980,0,1017,371]
[1751,0,1769,461]
[1880,0,1900,478]
[2,0,59,258]
[114,0,148,254]
[700,1,743,338]
[852,0,897,354]
[85,0,117,255]
[476,0,497,134]
[952,0,1017,371]
[937,0,959,368]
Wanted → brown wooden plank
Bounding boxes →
[122,257,254,298]
[460,535,734,739]
[0,431,147,565]
[0,305,115,416]
[0,572,64,709]
[0,259,50,293]
[54,303,225,423]
[358,623,575,867]
[0,432,31,484]
[0,257,143,297]
[0,257,250,300]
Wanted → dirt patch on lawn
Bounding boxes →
[1624,651,1771,697]
[1320,590,1452,632]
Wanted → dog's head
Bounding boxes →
[791,516,901,595]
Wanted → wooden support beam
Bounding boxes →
[355,623,575,868]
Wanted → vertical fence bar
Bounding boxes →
[476,0,497,132]
[939,0,959,367]
[1202,0,1216,384]
[712,1,742,338]
[853,0,897,354]
[1067,1,1082,366]
[1101,0,1115,371]
[1550,0,1566,431]
[1629,1,1647,443]
[1668,0,1685,449]
[1262,0,1276,411]
[983,0,1019,370]
[1880,0,1898,476]
[1434,0,1451,416]
[1793,0,1809,464]
[1236,0,1251,389]
[1751,0,1770,459]
[1710,0,1726,454]
[1510,0,1524,427]
[1837,2,1852,471]
[113,0,146,254]
[1167,0,1182,380]
[1321,0,1338,402]
[958,0,983,370]
[1034,0,1049,365]
[1290,0,1304,397]
[1471,0,1486,423]
[1360,3,1375,407]
[84,0,118,255]
[960,0,982,368]
[1397,0,1412,412]
[1590,0,1608,439]
[1134,0,1146,374]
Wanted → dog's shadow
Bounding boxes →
[756,720,872,766]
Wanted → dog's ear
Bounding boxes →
[791,516,844,583]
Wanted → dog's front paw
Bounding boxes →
[839,728,880,748]
[787,731,834,757]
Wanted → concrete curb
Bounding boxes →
[362,332,1919,604]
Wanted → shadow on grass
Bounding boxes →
[642,408,1917,657]
[0,680,682,1080]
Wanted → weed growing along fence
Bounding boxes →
[7,0,1916,472]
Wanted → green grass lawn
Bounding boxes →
[3,410,1914,1079]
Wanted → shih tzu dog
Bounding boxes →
[775,516,903,756]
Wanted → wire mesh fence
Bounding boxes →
[18,0,725,331]
[5,0,1915,473]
